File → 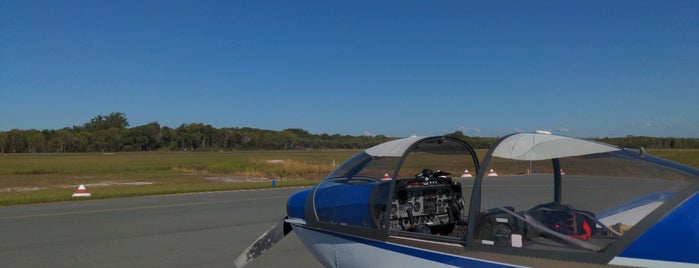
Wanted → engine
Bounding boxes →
[389,170,463,235]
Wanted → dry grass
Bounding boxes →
[1,148,696,206]
[0,150,357,205]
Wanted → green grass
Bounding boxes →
[1,149,697,206]
[647,149,699,168]
[0,150,358,205]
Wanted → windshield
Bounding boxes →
[325,152,402,181]
[474,134,699,254]
[480,150,696,214]
[312,136,480,238]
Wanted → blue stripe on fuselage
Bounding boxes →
[296,225,520,268]
[619,192,699,264]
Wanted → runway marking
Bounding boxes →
[0,195,288,220]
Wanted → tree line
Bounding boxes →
[446,131,699,150]
[0,113,396,153]
[1,113,698,153]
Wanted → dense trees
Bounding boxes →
[1,113,697,153]
[0,113,392,153]
[596,136,699,150]
[444,131,699,150]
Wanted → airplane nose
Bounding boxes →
[287,188,312,220]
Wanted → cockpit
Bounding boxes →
[306,133,699,255]
[311,136,478,238]
[473,134,698,253]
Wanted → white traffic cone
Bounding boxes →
[72,185,92,197]
[461,169,473,177]
[487,169,498,176]
[381,173,392,181]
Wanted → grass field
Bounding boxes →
[0,150,358,205]
[1,149,697,205]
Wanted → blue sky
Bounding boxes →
[1,1,697,138]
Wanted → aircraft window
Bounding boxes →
[325,152,401,181]
[389,138,478,241]
[475,150,695,253]
[313,137,480,237]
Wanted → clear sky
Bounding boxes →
[1,1,697,138]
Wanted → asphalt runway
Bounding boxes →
[0,188,323,268]
[1,175,685,268]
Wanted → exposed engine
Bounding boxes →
[389,169,464,235]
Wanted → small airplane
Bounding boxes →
[235,133,699,268]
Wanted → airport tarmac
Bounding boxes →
[0,188,323,268]
[0,175,685,267]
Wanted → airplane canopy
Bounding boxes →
[364,136,424,157]
[491,133,620,161]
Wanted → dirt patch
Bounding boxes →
[1,187,48,192]
[76,181,154,187]
[0,181,154,192]
[205,176,271,183]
